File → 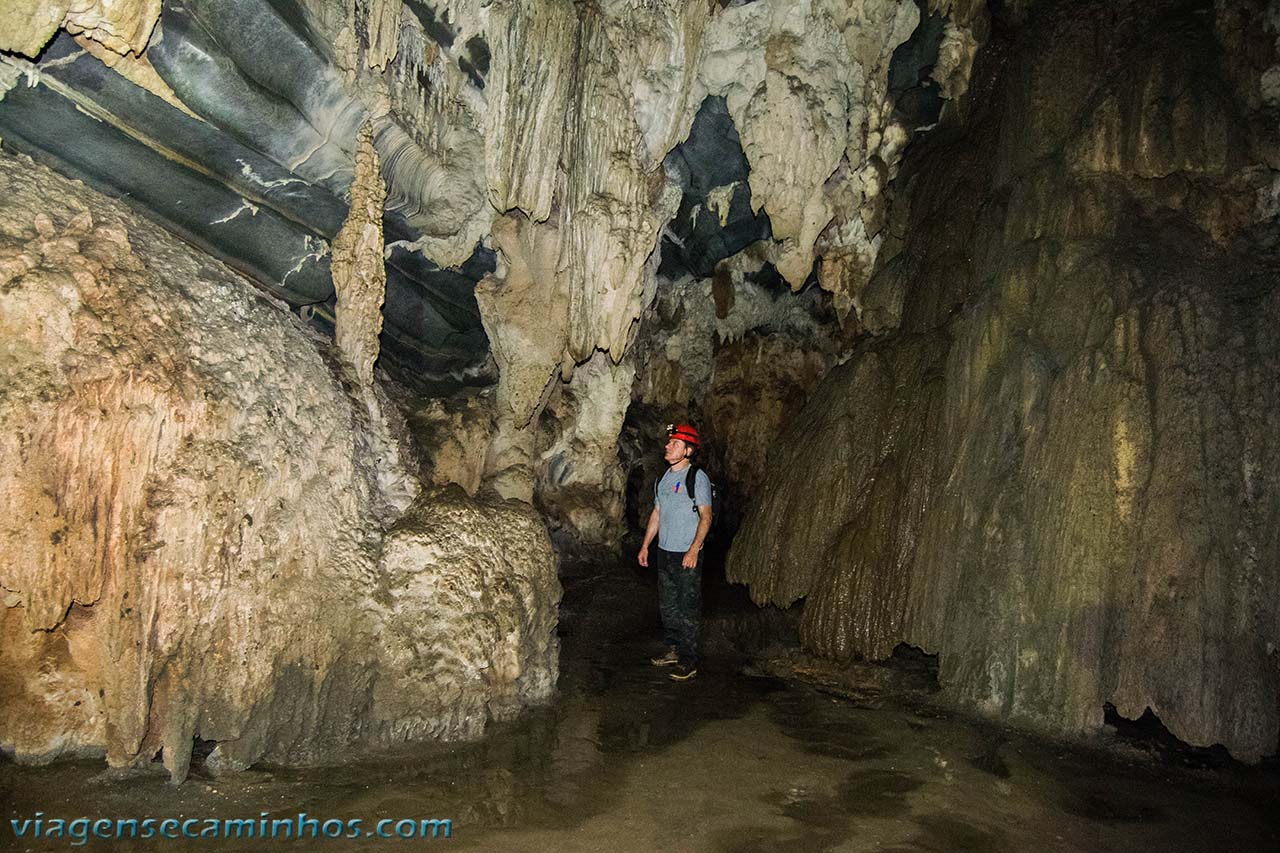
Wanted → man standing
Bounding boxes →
[638,423,712,681]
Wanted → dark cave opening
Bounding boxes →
[889,642,940,681]
[1102,703,1236,770]
[189,737,219,773]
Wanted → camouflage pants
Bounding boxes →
[656,548,702,666]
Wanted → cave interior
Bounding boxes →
[1,0,1279,848]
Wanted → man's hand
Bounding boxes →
[682,548,699,569]
[640,507,659,568]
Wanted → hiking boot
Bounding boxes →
[650,647,679,666]
[668,663,698,681]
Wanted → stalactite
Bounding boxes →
[0,0,161,58]
[333,121,387,386]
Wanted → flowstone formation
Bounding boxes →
[1,0,982,550]
[729,0,1280,761]
[0,154,560,781]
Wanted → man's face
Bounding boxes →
[663,437,690,464]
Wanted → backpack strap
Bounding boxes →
[685,465,700,513]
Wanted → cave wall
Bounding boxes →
[1,0,986,551]
[728,0,1280,760]
[0,153,560,781]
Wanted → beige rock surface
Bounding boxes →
[0,153,559,780]
[728,0,1280,761]
[475,214,566,428]
[484,0,577,223]
[631,254,839,507]
[699,0,923,293]
[373,487,561,739]
[332,122,388,386]
[0,0,160,58]
[404,389,497,496]
[534,351,635,550]
[363,0,403,71]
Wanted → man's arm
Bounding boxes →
[638,506,660,567]
[681,506,713,568]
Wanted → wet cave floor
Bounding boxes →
[2,560,1278,852]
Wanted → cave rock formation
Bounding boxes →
[729,0,1280,761]
[0,154,560,781]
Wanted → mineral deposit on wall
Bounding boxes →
[0,154,560,781]
[729,0,1280,761]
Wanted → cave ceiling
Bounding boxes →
[0,0,497,390]
[0,0,972,392]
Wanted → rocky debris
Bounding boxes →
[0,153,559,781]
[728,0,1280,762]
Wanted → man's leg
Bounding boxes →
[655,550,681,659]
[672,552,703,668]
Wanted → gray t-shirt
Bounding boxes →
[654,465,712,552]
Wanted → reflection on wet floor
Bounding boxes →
[2,562,1278,852]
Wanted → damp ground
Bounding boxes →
[2,560,1278,852]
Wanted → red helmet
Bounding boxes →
[666,423,701,448]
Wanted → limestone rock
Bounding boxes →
[373,487,561,738]
[0,153,558,780]
[333,122,387,386]
[701,0,923,290]
[484,0,578,222]
[362,0,403,71]
[405,389,497,496]
[474,213,566,502]
[631,250,839,522]
[703,335,834,499]
[558,3,692,364]
[475,214,566,428]
[728,0,1280,761]
[534,351,635,550]
[0,0,160,58]
[374,119,493,269]
[71,34,198,117]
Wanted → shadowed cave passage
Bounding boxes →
[1,562,1277,851]
[3,0,1280,848]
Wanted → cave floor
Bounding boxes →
[2,561,1278,852]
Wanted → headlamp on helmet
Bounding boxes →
[665,423,701,448]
